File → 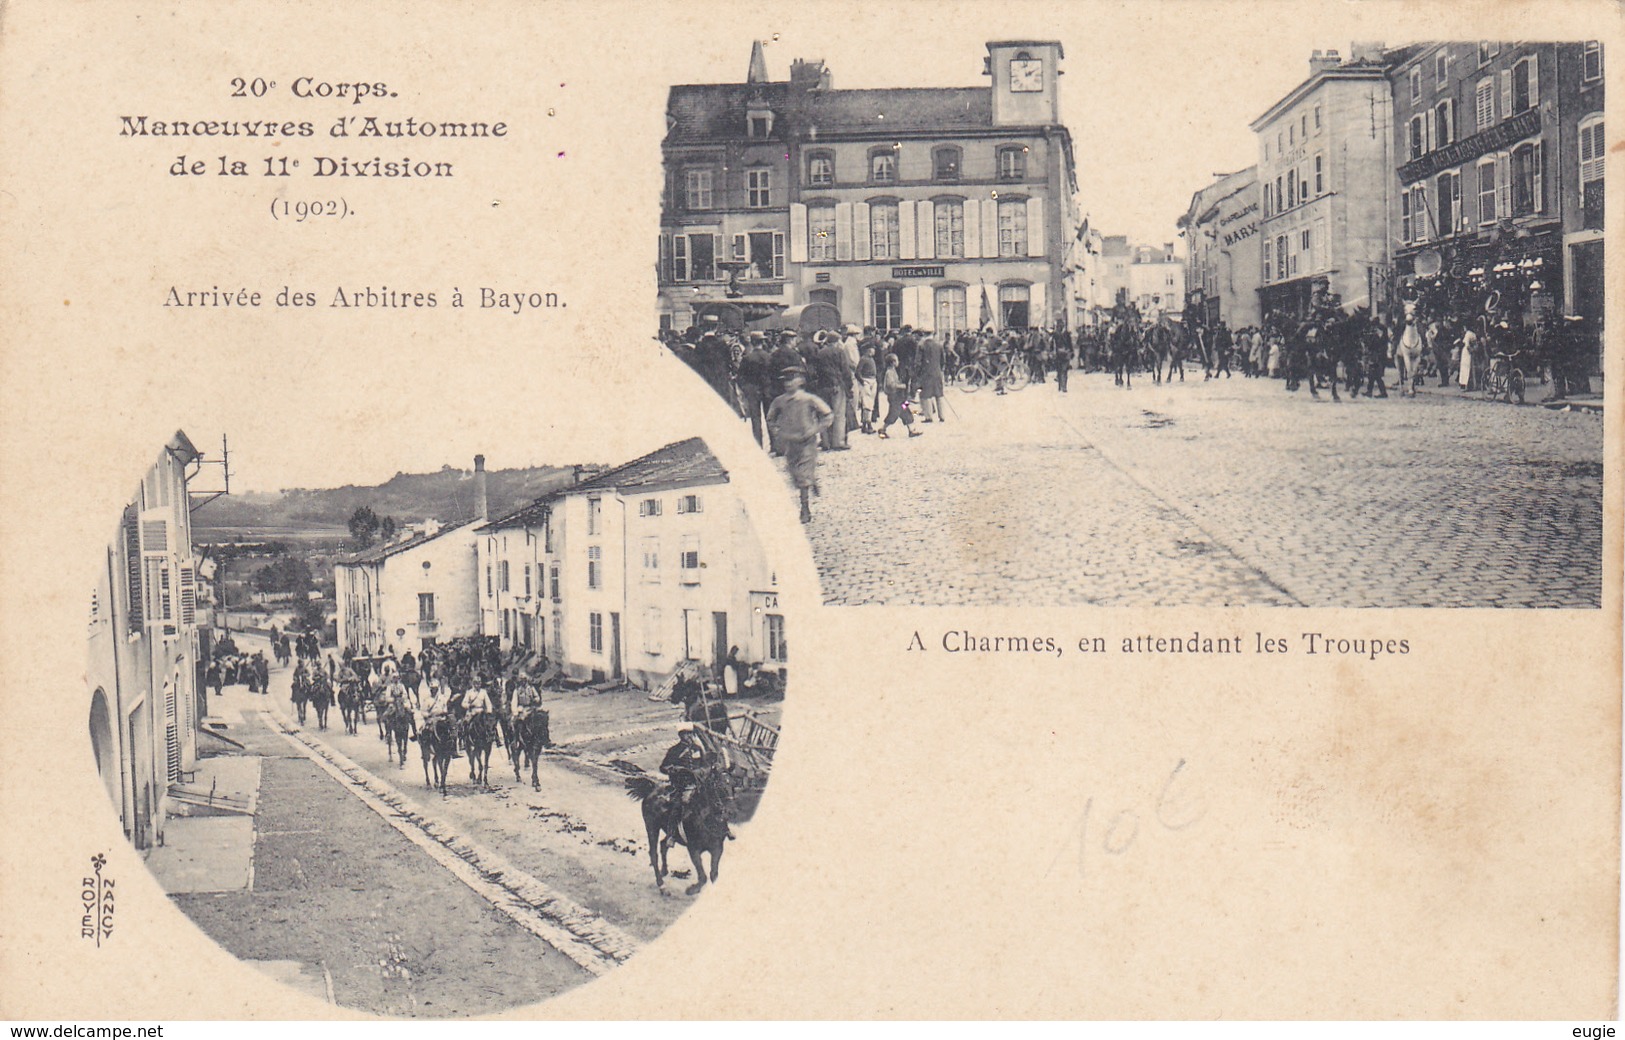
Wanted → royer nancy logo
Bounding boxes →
[80,853,114,946]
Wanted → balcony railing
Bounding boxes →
[417,618,439,635]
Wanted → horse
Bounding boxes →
[380,701,412,767]
[504,710,552,790]
[1392,299,1427,397]
[1149,320,1187,384]
[623,770,732,896]
[1107,319,1139,388]
[291,669,310,725]
[307,673,334,731]
[419,714,457,795]
[1301,324,1341,402]
[462,712,499,788]
[338,680,364,735]
[1346,308,1389,398]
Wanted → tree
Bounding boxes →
[347,505,380,549]
[380,515,398,542]
[292,597,327,636]
[252,556,313,596]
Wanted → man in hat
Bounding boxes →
[812,330,853,449]
[766,366,834,523]
[737,331,775,446]
[659,723,730,841]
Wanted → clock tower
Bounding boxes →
[986,40,1062,126]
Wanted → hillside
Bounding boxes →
[193,462,599,537]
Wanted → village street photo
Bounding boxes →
[86,431,790,1016]
[657,38,1606,607]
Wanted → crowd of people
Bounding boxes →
[660,290,1596,521]
[660,322,1079,521]
[332,635,551,744]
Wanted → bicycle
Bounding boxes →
[1482,350,1526,404]
[955,351,1031,393]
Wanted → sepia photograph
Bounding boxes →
[656,37,1605,608]
[86,427,791,1015]
[1,0,1618,1024]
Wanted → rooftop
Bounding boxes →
[479,438,729,531]
[572,437,728,494]
[339,517,477,565]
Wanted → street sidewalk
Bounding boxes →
[1404,370,1604,413]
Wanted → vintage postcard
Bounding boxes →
[0,0,1619,1023]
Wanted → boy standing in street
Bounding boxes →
[767,367,834,523]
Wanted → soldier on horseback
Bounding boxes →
[462,679,499,748]
[419,679,460,757]
[660,725,733,842]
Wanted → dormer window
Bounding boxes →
[747,109,775,138]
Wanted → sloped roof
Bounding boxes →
[481,497,551,532]
[338,516,477,565]
[571,437,728,494]
[479,439,729,532]
[666,82,792,144]
[799,87,992,135]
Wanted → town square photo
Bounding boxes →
[657,38,1607,608]
[85,428,791,1015]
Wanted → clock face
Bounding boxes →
[1010,58,1043,92]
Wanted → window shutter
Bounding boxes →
[164,682,180,781]
[852,202,871,262]
[773,232,785,278]
[1531,141,1543,212]
[1026,197,1045,256]
[123,506,143,631]
[1496,152,1511,219]
[1418,185,1429,240]
[901,284,920,327]
[834,202,853,262]
[1500,70,1512,122]
[179,565,196,625]
[980,199,998,258]
[673,235,688,281]
[1029,281,1046,326]
[963,198,981,257]
[1580,122,1604,184]
[1425,108,1436,153]
[897,200,916,260]
[659,234,670,282]
[915,200,935,260]
[684,609,704,660]
[789,203,808,263]
[863,287,874,328]
[1527,53,1539,110]
[912,286,934,332]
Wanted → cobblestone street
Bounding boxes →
[801,370,1604,607]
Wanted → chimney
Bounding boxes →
[1349,41,1387,65]
[747,39,769,84]
[1308,49,1340,76]
[474,454,488,521]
